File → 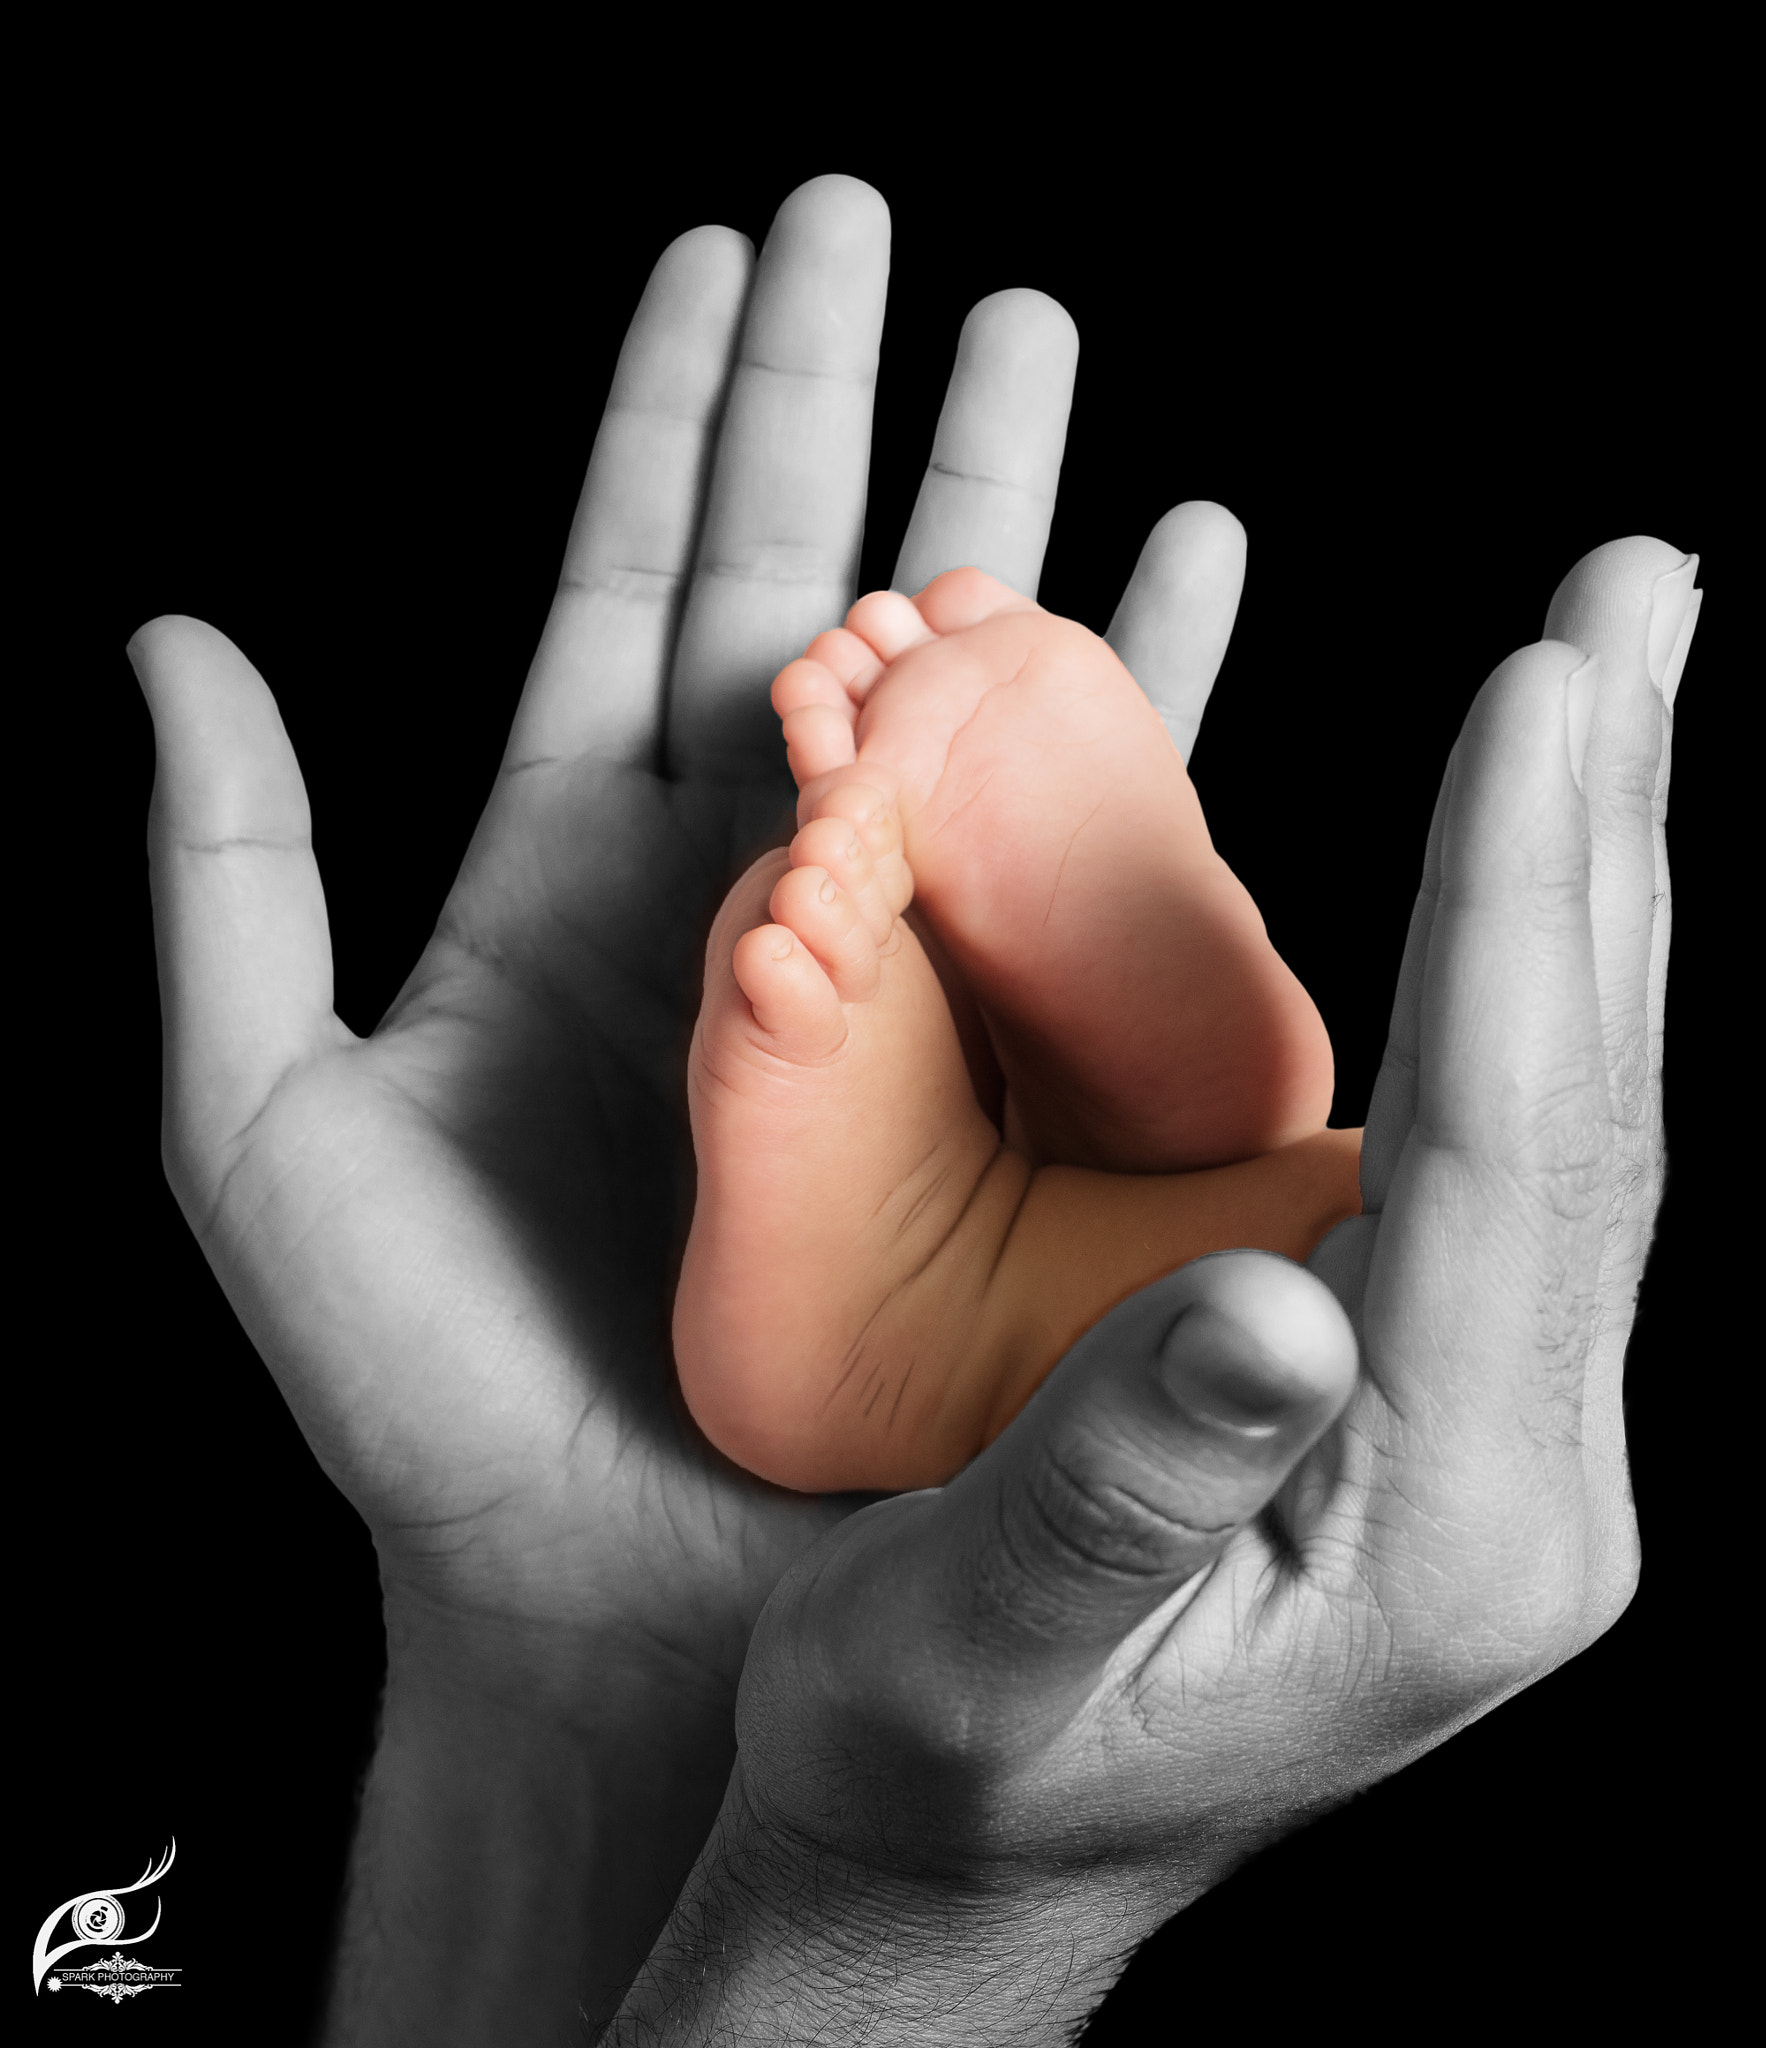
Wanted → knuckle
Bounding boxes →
[1013,1439,1231,1585]
[1492,1086,1615,1228]
[1593,751,1663,810]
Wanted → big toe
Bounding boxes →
[730,922,850,1062]
[846,587,938,662]
[911,565,1041,634]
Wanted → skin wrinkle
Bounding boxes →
[198,1046,349,1241]
[380,1492,525,1536]
[1093,1474,1240,1551]
[447,850,697,1030]
[822,1326,887,1413]
[885,1151,961,1239]
[1404,1124,1611,1222]
[1020,1448,1232,1585]
[735,356,879,387]
[923,763,1000,842]
[563,1367,624,1472]
[1038,793,1108,931]
[973,1483,1055,1630]
[872,1137,945,1222]
[829,1139,1019,1370]
[400,961,666,1112]
[925,460,1043,499]
[698,556,848,588]
[716,1013,856,1081]
[1251,1498,1302,1575]
[170,831,313,857]
[599,400,732,432]
[976,1166,1036,1302]
[910,647,1036,835]
[555,563,680,598]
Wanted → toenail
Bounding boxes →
[770,934,794,959]
[818,876,839,903]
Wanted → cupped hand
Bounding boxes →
[616,539,1697,2043]
[129,173,1254,2027]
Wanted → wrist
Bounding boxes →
[323,1585,742,2044]
[607,1761,1144,2047]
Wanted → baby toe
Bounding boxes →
[769,862,882,1003]
[911,565,1040,633]
[791,813,896,944]
[730,923,849,1061]
[803,628,886,702]
[806,782,913,916]
[780,703,858,786]
[846,588,938,663]
[772,656,856,719]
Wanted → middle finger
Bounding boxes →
[666,175,891,784]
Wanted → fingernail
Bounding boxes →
[1565,653,1597,792]
[1159,1305,1290,1439]
[1646,554,1698,692]
[1659,585,1702,714]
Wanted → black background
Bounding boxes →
[19,95,1738,2043]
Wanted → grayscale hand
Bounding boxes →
[609,539,1697,2044]
[128,173,1250,2040]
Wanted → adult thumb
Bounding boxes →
[933,1249,1356,1687]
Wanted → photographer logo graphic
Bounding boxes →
[32,1842,181,2001]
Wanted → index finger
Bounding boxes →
[502,225,755,775]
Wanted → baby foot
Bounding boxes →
[677,795,1032,1491]
[772,568,1335,1172]
[675,801,1361,1495]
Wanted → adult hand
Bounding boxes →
[129,173,1250,2039]
[609,539,1697,2044]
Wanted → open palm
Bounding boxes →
[133,180,1247,1746]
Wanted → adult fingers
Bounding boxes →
[1542,537,1699,1590]
[666,176,890,782]
[1353,755,1457,1217]
[782,1254,1355,1742]
[1342,542,1699,1331]
[1543,536,1695,1161]
[501,225,755,775]
[1544,541,1693,1127]
[890,289,1078,601]
[1308,754,1455,1325]
[129,617,342,1211]
[1360,642,1609,1588]
[1104,501,1248,761]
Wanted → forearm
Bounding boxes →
[323,1601,740,2046]
[604,1765,1141,2048]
